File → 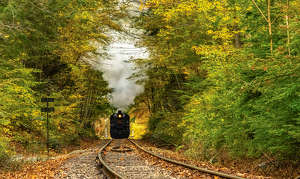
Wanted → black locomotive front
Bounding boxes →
[110,110,130,139]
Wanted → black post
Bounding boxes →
[47,100,49,156]
[41,98,54,157]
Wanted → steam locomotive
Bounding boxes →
[110,110,130,139]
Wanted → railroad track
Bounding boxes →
[98,139,245,179]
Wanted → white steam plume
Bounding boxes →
[100,41,148,109]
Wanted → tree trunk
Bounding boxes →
[251,0,273,55]
[286,0,291,56]
[234,24,241,48]
[267,0,273,54]
[234,0,241,48]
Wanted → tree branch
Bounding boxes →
[251,0,269,22]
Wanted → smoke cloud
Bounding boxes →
[92,1,148,109]
[99,41,148,109]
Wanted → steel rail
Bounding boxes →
[97,139,127,179]
[128,139,245,179]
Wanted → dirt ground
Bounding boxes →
[1,138,299,179]
[136,139,300,179]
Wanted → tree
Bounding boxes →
[0,0,126,155]
[131,0,300,161]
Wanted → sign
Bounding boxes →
[41,98,54,102]
[41,108,54,112]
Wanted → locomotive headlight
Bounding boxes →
[118,114,122,118]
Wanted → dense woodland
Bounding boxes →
[129,0,300,162]
[1,0,300,173]
[0,0,125,165]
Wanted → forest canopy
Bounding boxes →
[0,0,126,161]
[129,0,300,160]
[1,0,300,172]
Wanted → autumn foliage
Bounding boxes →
[1,0,300,177]
[129,0,300,166]
[0,0,125,163]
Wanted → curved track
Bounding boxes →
[98,139,245,179]
[97,139,125,179]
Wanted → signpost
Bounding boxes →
[41,98,54,156]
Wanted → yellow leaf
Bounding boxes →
[207,30,213,35]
